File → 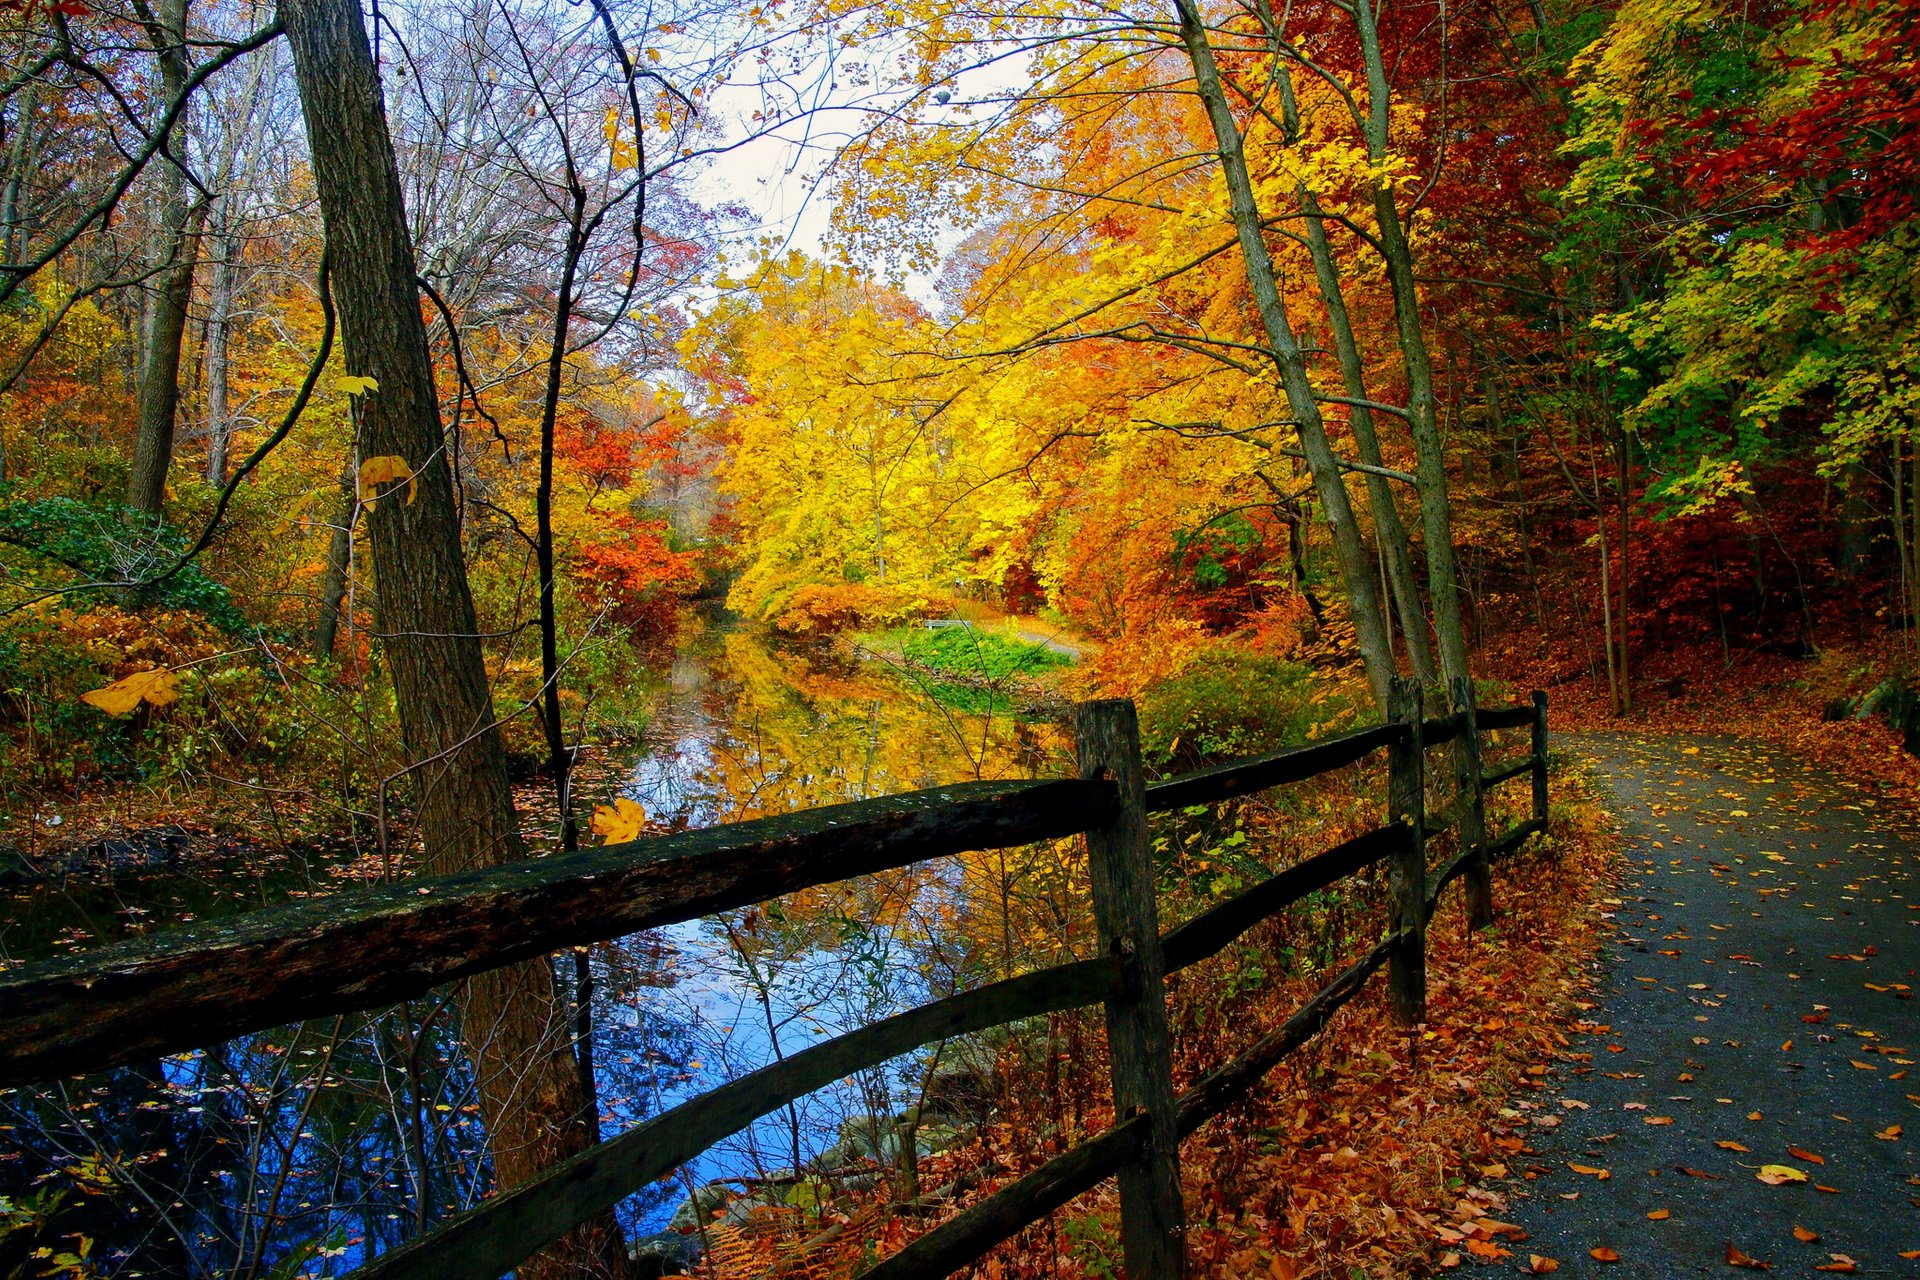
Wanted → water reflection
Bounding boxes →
[1,620,1075,1275]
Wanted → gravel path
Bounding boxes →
[1497,733,1920,1276]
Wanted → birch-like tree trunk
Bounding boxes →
[126,0,200,515]
[1172,0,1397,711]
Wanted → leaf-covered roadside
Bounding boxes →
[656,760,1618,1279]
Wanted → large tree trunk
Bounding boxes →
[1300,189,1436,682]
[1173,0,1396,711]
[126,0,200,515]
[276,1,625,1274]
[1349,0,1472,687]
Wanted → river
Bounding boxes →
[0,618,1079,1278]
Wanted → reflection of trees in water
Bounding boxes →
[586,626,1099,1237]
[0,977,693,1276]
[0,623,1080,1272]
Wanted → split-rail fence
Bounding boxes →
[0,676,1551,1279]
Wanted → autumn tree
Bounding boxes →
[276,0,626,1272]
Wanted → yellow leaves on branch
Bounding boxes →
[604,107,638,172]
[590,797,647,844]
[336,375,379,396]
[358,455,418,509]
[81,668,180,716]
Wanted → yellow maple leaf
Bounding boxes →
[358,455,418,508]
[336,375,380,396]
[81,668,180,716]
[603,107,637,172]
[590,797,647,845]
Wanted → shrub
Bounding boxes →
[768,583,931,640]
[1135,646,1358,768]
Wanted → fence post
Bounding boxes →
[1075,699,1185,1280]
[1451,677,1493,930]
[1531,689,1550,826]
[1386,677,1427,1025]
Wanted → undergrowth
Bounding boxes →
[672,755,1618,1279]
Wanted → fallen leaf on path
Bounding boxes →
[1717,1140,1751,1152]
[1757,1164,1809,1185]
[1787,1146,1825,1164]
[1647,1209,1671,1220]
[1526,1257,1559,1274]
[1813,1256,1858,1273]
[1875,1124,1902,1140]
[1589,1247,1619,1263]
[1568,1163,1610,1179]
[1646,1115,1674,1125]
[1677,1166,1724,1179]
[1725,1243,1770,1269]
[1793,1226,1821,1243]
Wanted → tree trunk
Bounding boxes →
[203,224,236,487]
[276,1,625,1273]
[1615,437,1632,712]
[1173,0,1396,711]
[312,466,354,660]
[1301,188,1435,682]
[126,0,200,515]
[1,81,40,267]
[1349,0,1472,687]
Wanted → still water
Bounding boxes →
[0,620,1075,1277]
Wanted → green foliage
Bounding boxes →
[0,493,250,635]
[897,624,1071,680]
[1136,647,1356,768]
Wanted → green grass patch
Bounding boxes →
[895,624,1073,680]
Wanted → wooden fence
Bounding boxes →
[0,676,1551,1280]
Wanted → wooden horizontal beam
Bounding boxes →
[1144,724,1399,811]
[353,953,1122,1280]
[1485,816,1547,863]
[856,932,1400,1280]
[856,1114,1149,1280]
[1423,845,1477,921]
[1162,824,1406,974]
[1426,816,1549,919]
[1421,710,1467,746]
[1175,931,1398,1135]
[1481,755,1535,788]
[1477,705,1535,732]
[0,777,1115,1087]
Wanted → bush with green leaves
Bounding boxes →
[1136,646,1356,768]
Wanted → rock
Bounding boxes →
[630,1229,702,1277]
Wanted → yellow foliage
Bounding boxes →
[590,797,648,844]
[357,455,418,508]
[80,668,180,716]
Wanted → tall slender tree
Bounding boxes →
[275,0,626,1272]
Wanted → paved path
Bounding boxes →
[1500,734,1920,1275]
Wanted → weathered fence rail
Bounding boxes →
[0,679,1553,1280]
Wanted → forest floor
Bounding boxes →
[1495,732,1920,1276]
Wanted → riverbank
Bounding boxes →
[642,753,1620,1278]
